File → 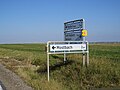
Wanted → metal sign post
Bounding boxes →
[47,53,49,81]
[47,42,50,81]
[64,19,89,66]
[47,41,89,81]
[64,53,66,63]
[64,19,84,64]
[82,19,86,66]
[47,19,89,81]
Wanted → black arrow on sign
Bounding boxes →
[52,46,56,50]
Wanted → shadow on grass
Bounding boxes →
[37,60,75,74]
[51,55,63,60]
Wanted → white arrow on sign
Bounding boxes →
[50,44,86,52]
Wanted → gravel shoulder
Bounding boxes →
[0,64,33,90]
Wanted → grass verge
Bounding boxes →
[0,43,120,90]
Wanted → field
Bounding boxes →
[0,43,120,90]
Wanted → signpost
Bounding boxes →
[64,19,84,31]
[47,19,89,81]
[64,19,88,65]
[47,41,89,81]
[64,19,85,41]
[64,31,82,41]
[50,44,86,52]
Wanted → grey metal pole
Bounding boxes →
[64,53,66,63]
[82,19,86,66]
[87,52,89,66]
[47,53,49,81]
[87,42,89,66]
[47,42,50,81]
[83,54,85,66]
[64,23,66,64]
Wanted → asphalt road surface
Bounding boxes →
[0,64,33,90]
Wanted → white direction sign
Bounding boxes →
[50,44,86,52]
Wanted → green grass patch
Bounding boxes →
[0,43,120,90]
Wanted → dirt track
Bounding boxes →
[0,64,33,90]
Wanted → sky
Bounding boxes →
[0,0,120,43]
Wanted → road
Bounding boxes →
[0,64,33,90]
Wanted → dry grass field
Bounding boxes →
[0,43,120,90]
